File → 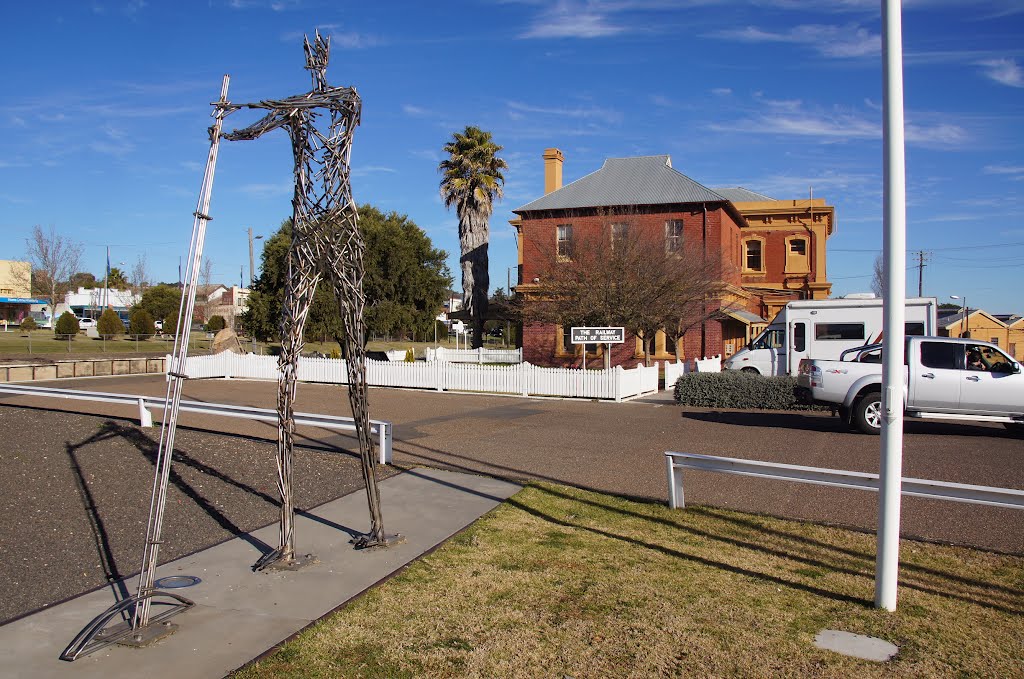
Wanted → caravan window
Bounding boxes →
[815,323,865,341]
[793,323,806,352]
[906,322,925,336]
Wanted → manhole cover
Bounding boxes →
[154,575,202,589]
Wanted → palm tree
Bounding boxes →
[439,126,508,349]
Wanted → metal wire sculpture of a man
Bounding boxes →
[220,33,393,568]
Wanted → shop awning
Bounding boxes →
[0,297,46,304]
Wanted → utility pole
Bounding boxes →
[913,250,931,297]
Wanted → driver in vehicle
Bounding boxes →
[966,348,986,371]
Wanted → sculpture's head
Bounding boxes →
[304,30,330,88]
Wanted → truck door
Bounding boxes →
[959,344,1024,415]
[788,321,808,375]
[911,341,961,411]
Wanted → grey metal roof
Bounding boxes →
[514,155,728,213]
[712,187,776,202]
[726,309,768,324]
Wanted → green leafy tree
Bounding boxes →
[55,311,80,337]
[206,315,226,332]
[129,308,156,338]
[439,126,507,348]
[162,314,178,336]
[69,272,97,290]
[137,284,182,322]
[97,308,125,338]
[243,207,450,345]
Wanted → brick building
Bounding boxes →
[511,149,835,367]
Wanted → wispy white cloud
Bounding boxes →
[712,87,732,96]
[237,180,292,198]
[712,23,879,58]
[984,164,1024,180]
[519,0,625,39]
[709,102,969,148]
[89,126,135,157]
[331,30,382,49]
[507,100,623,125]
[977,58,1024,88]
[352,165,397,177]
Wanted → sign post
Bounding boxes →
[571,327,625,387]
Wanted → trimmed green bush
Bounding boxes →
[206,315,226,332]
[19,317,37,331]
[129,309,156,339]
[54,311,80,337]
[404,347,415,362]
[97,308,125,338]
[673,371,827,411]
[162,314,177,336]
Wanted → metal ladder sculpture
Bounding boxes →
[62,33,396,661]
[61,75,230,661]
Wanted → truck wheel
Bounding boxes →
[853,392,882,435]
[741,367,759,375]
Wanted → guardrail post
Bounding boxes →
[666,454,684,509]
[138,398,153,428]
[378,422,392,465]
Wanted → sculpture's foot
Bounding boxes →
[351,532,406,551]
[253,548,318,572]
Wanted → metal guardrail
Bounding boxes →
[665,451,1024,511]
[0,383,393,464]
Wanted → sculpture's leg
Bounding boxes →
[326,224,396,549]
[255,240,321,570]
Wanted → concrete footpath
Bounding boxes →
[0,467,521,678]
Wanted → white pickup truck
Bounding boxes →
[797,336,1024,435]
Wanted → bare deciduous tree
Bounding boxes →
[526,224,732,366]
[871,254,884,297]
[25,225,83,324]
[130,254,150,296]
[196,257,214,323]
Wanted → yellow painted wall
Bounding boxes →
[0,260,31,298]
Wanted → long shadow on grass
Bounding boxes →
[392,437,1022,611]
[528,484,1024,615]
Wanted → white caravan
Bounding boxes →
[723,295,938,377]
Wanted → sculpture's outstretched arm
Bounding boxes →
[219,106,292,142]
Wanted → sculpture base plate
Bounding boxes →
[352,532,406,551]
[103,620,179,648]
[263,552,319,572]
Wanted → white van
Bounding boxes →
[723,295,938,376]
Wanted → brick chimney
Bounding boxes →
[543,148,564,195]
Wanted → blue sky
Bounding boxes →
[1,1,1022,313]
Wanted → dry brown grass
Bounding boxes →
[235,483,1024,678]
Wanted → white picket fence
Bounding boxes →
[170,352,658,402]
[423,346,523,364]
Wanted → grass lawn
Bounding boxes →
[235,482,1023,678]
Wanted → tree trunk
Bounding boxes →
[459,212,489,349]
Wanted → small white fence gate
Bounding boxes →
[172,352,658,402]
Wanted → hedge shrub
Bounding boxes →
[54,311,80,337]
[129,309,156,339]
[206,315,226,332]
[97,308,125,337]
[673,370,827,411]
[162,314,178,336]
[20,317,37,331]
